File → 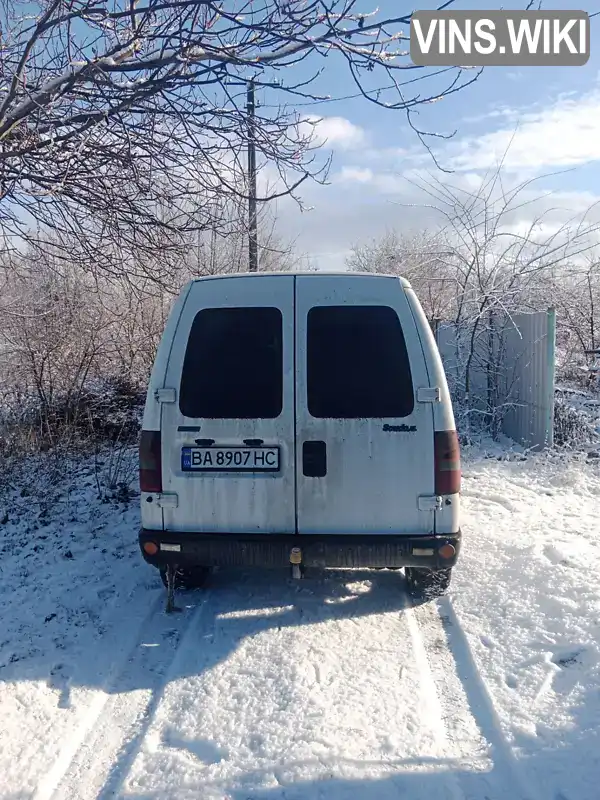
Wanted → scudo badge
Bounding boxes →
[383,424,417,432]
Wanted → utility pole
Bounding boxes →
[247,80,258,272]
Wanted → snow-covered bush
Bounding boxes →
[553,392,599,449]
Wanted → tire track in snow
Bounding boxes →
[402,599,466,800]
[30,586,165,800]
[95,594,210,800]
[411,593,544,800]
[31,589,209,800]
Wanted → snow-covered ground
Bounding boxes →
[1,444,599,800]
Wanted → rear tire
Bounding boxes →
[405,567,452,598]
[159,565,210,590]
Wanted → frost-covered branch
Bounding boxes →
[0,0,474,274]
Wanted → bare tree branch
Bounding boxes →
[0,0,481,276]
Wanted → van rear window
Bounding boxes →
[307,305,414,418]
[179,307,283,418]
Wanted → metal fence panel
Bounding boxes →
[501,309,556,449]
[435,310,555,449]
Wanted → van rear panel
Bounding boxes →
[146,272,447,540]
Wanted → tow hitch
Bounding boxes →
[290,547,304,580]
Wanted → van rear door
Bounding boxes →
[295,275,436,535]
[160,275,296,534]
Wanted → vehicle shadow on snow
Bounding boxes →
[121,764,482,800]
[119,564,417,694]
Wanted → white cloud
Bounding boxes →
[300,115,366,150]
[274,161,600,270]
[272,87,600,269]
[443,87,600,174]
[336,166,374,183]
[335,165,409,195]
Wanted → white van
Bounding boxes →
[138,272,461,602]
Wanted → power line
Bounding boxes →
[258,85,394,109]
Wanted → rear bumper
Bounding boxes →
[139,529,462,570]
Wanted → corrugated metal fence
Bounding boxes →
[435,309,556,450]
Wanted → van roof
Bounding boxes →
[189,271,412,288]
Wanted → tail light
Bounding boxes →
[435,430,461,495]
[140,430,162,493]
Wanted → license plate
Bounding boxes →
[181,446,280,472]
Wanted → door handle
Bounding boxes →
[303,440,327,477]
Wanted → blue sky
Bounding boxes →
[257,2,600,268]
